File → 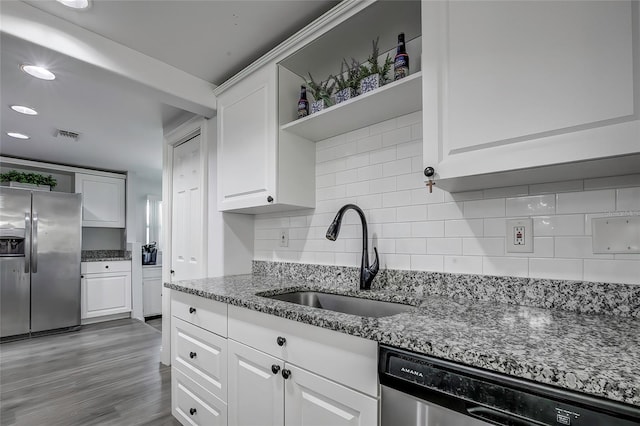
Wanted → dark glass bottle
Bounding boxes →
[394,33,409,81]
[297,85,309,119]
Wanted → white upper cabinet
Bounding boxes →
[75,173,125,227]
[217,64,315,214]
[422,0,640,192]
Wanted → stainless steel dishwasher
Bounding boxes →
[379,345,640,426]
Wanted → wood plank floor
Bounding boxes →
[0,319,180,426]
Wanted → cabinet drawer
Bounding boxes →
[142,266,162,279]
[228,305,378,397]
[172,367,227,426]
[171,291,227,337]
[172,317,227,402]
[82,261,130,274]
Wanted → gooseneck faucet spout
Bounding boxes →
[326,204,379,290]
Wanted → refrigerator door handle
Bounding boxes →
[32,212,38,273]
[24,212,31,273]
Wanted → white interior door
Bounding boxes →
[171,134,203,281]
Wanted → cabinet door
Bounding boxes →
[285,364,378,426]
[75,173,125,227]
[422,1,640,191]
[228,339,284,426]
[217,65,277,211]
[142,277,162,316]
[81,271,131,319]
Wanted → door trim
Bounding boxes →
[161,116,209,365]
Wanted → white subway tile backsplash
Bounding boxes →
[483,186,529,199]
[427,238,462,255]
[616,187,640,211]
[335,169,358,185]
[356,134,383,153]
[357,164,383,181]
[556,190,615,214]
[396,111,422,128]
[345,153,370,170]
[445,219,484,237]
[369,118,397,135]
[382,223,412,238]
[397,205,428,222]
[383,190,413,208]
[462,238,504,256]
[382,126,412,147]
[383,158,412,177]
[584,259,640,285]
[483,257,528,278]
[397,141,421,159]
[444,256,483,274]
[484,218,507,237]
[533,215,585,236]
[381,254,411,270]
[396,238,427,254]
[554,236,611,259]
[584,174,640,190]
[529,180,583,195]
[411,221,445,238]
[346,181,370,197]
[411,254,444,272]
[506,194,555,216]
[464,199,505,218]
[254,111,635,286]
[344,127,370,142]
[429,202,464,220]
[370,147,397,165]
[529,258,583,281]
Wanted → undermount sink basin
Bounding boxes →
[263,291,414,318]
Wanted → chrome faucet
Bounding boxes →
[326,204,379,290]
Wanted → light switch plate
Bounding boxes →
[592,216,640,253]
[279,229,289,248]
[506,218,533,253]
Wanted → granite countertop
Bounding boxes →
[165,274,640,408]
[81,250,131,262]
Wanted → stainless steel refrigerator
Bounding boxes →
[0,187,82,338]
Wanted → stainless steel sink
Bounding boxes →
[263,291,414,318]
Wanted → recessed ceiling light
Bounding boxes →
[20,65,56,81]
[7,132,30,140]
[10,105,38,116]
[56,0,90,9]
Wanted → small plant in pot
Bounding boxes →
[360,37,394,94]
[0,170,57,190]
[334,58,362,104]
[306,73,336,114]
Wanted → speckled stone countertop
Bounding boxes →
[81,250,131,262]
[166,274,640,408]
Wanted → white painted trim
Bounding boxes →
[160,116,209,366]
[0,156,126,179]
[213,0,373,95]
[2,1,216,117]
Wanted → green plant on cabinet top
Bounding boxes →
[0,170,57,188]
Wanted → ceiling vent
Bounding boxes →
[54,129,80,141]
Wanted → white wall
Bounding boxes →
[254,111,640,285]
[82,228,124,250]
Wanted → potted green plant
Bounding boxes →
[0,170,57,191]
[306,73,336,114]
[360,37,394,94]
[334,58,362,103]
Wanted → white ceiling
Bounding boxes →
[0,0,338,178]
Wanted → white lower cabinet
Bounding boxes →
[285,364,378,426]
[173,368,228,426]
[228,339,284,426]
[81,261,131,321]
[171,293,228,426]
[142,266,162,317]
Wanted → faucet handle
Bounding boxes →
[370,246,379,276]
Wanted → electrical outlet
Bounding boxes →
[506,219,533,253]
[279,229,289,248]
